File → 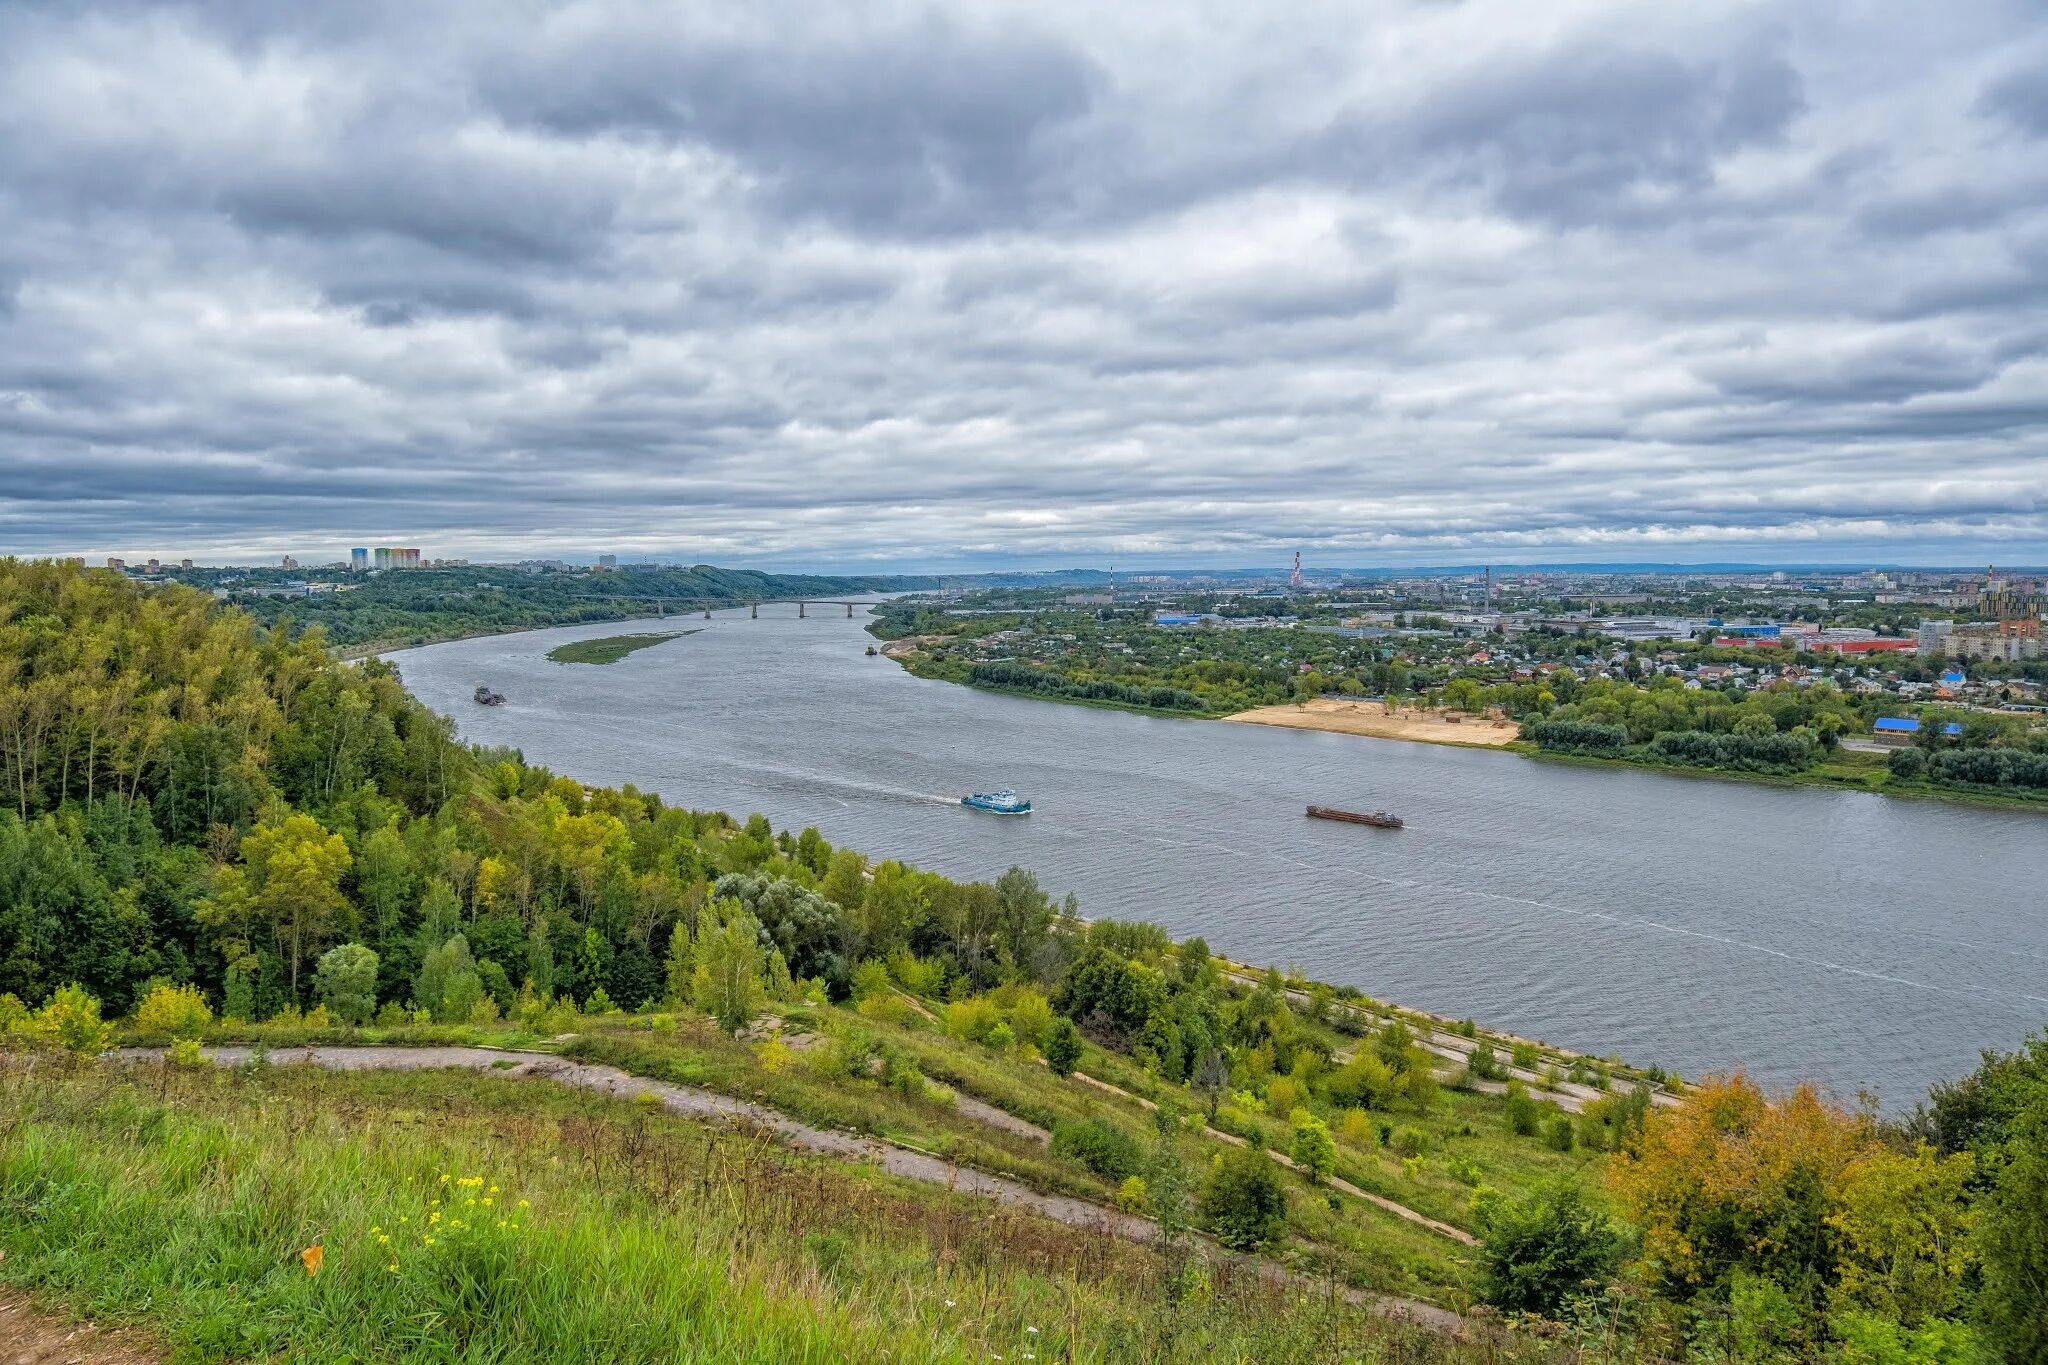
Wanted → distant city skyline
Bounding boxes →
[2,3,2045,564]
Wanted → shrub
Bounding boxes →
[1447,1155,1483,1186]
[850,959,893,1002]
[134,982,214,1039]
[1288,1108,1336,1180]
[0,992,27,1032]
[1544,1115,1575,1152]
[1503,1081,1542,1136]
[1051,1118,1144,1181]
[302,1003,333,1029]
[944,996,1002,1045]
[584,985,619,1015]
[1390,1125,1430,1156]
[1404,1065,1439,1110]
[1265,1074,1306,1119]
[1466,1042,1507,1081]
[1476,1180,1623,1319]
[1002,988,1055,1049]
[855,992,916,1026]
[31,984,113,1054]
[1199,1147,1289,1251]
[1337,1108,1379,1150]
[1401,1155,1428,1180]
[985,1021,1016,1052]
[312,943,379,1026]
[1113,1176,1149,1214]
[167,1037,207,1068]
[375,1001,409,1027]
[749,1035,786,1080]
[1324,1051,1398,1110]
[885,948,946,997]
[1510,1042,1539,1071]
[1044,1017,1083,1076]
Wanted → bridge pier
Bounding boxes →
[703,606,711,619]
[846,602,854,617]
[750,602,757,619]
[798,601,806,618]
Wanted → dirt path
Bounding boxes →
[113,1047,1464,1332]
[0,1289,161,1365]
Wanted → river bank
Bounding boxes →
[1229,699,1520,748]
[883,650,2047,814]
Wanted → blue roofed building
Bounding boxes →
[1873,716,1963,746]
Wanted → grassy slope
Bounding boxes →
[163,982,1602,1306]
[1,1061,1555,1365]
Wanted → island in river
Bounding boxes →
[546,629,699,665]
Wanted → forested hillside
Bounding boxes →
[223,563,931,650]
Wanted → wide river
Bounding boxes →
[390,610,2048,1107]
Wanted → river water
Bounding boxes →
[388,610,2048,1107]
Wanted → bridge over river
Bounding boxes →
[570,593,887,618]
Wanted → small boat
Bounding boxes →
[1306,805,1402,829]
[473,684,506,706]
[962,789,1032,815]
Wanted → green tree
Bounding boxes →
[1975,1087,2048,1363]
[204,814,353,1004]
[415,933,480,1023]
[662,919,693,1006]
[1045,1016,1083,1076]
[1198,1147,1288,1251]
[354,825,413,962]
[1476,1179,1623,1318]
[691,900,765,1035]
[1288,1108,1337,1181]
[313,943,379,1026]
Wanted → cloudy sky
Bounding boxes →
[2,0,2045,569]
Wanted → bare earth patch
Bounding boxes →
[0,1288,161,1365]
[1229,699,1520,748]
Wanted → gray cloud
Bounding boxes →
[0,0,2044,568]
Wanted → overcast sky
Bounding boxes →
[2,1,2045,569]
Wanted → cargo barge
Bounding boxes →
[1306,805,1402,829]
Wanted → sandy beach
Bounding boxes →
[1226,698,1521,747]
